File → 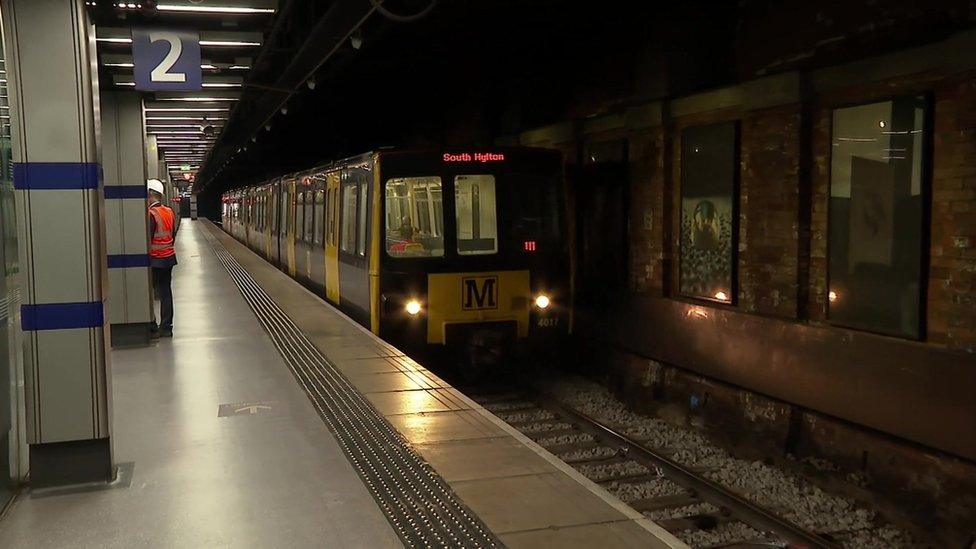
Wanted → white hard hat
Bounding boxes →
[147,179,165,195]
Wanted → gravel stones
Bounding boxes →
[604,478,686,502]
[534,374,915,548]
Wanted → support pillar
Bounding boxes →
[2,0,112,486]
[102,91,152,348]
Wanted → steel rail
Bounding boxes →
[537,395,839,549]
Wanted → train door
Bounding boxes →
[284,178,297,277]
[308,175,327,294]
[273,179,284,267]
[369,157,381,333]
[261,184,274,261]
[325,169,340,304]
[295,184,309,282]
[572,139,629,306]
[301,177,315,282]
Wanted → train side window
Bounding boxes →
[385,176,444,258]
[280,188,289,236]
[326,187,336,245]
[455,175,498,255]
[304,191,314,243]
[297,192,306,241]
[357,183,368,256]
[314,190,325,245]
[340,184,358,254]
[270,192,277,233]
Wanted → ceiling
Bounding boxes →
[90,0,279,188]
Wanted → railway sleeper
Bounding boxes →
[627,493,702,513]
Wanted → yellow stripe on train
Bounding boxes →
[426,270,530,344]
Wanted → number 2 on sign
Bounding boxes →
[149,32,186,83]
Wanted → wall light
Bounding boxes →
[155,4,275,14]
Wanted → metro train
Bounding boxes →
[221,147,571,361]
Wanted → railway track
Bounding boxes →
[466,387,843,549]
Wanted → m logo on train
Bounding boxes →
[462,276,498,310]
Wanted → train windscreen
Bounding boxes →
[385,176,445,257]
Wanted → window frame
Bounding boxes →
[339,178,359,256]
[357,182,368,257]
[676,121,741,306]
[383,175,446,259]
[824,93,932,340]
[303,187,315,243]
[296,191,306,242]
[314,188,326,246]
[454,174,499,256]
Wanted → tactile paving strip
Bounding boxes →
[206,232,500,548]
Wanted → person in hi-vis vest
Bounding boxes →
[147,179,180,338]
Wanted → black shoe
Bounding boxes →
[150,328,161,339]
[160,328,173,338]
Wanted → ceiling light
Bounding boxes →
[96,38,260,47]
[155,5,275,14]
[146,116,228,121]
[103,62,135,68]
[199,40,261,47]
[156,97,238,102]
[201,82,242,88]
[144,108,229,112]
[228,65,251,70]
[148,124,218,128]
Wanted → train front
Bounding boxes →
[377,148,571,364]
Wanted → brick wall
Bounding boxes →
[930,73,976,351]
[553,69,976,350]
[805,70,976,350]
[627,128,666,293]
[739,106,802,317]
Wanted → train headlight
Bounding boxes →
[534,294,551,310]
[405,299,423,316]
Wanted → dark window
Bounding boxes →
[296,192,305,241]
[679,122,738,303]
[829,96,927,339]
[455,175,497,255]
[357,183,368,256]
[284,187,293,235]
[304,191,314,243]
[327,187,337,246]
[340,183,358,254]
[314,189,325,245]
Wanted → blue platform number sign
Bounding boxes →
[132,29,202,91]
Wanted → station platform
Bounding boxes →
[0,220,683,548]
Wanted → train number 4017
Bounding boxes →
[537,317,560,328]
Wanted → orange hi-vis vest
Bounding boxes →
[149,203,176,259]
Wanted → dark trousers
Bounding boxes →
[152,266,174,330]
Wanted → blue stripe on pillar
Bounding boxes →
[104,185,147,199]
[21,301,105,331]
[13,162,101,190]
[107,254,150,269]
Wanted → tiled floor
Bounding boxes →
[0,222,401,548]
[212,221,684,548]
